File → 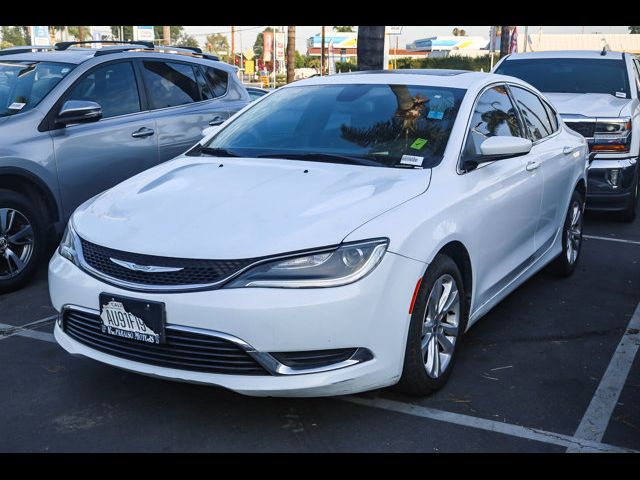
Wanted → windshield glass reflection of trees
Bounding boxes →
[204,84,466,168]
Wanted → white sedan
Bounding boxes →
[49,70,589,397]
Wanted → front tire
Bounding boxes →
[395,254,468,396]
[549,190,584,277]
[620,174,638,223]
[0,189,46,294]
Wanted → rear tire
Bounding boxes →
[395,254,468,396]
[549,190,584,277]
[0,189,46,294]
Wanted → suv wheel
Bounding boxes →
[0,189,46,293]
[395,254,468,396]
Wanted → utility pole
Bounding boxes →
[321,26,326,76]
[231,26,235,66]
[499,26,510,58]
[286,26,296,84]
[163,26,170,45]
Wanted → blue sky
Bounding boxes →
[183,26,630,52]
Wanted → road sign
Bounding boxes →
[30,26,50,46]
[245,60,255,75]
[244,48,255,60]
[133,26,155,42]
[386,26,403,35]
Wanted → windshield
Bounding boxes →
[495,58,631,98]
[199,83,466,168]
[0,61,75,117]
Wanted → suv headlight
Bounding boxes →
[58,221,79,265]
[591,117,632,153]
[225,238,389,288]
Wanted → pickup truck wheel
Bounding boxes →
[0,189,46,294]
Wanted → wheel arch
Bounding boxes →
[0,167,60,228]
[435,240,473,322]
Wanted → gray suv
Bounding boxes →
[0,41,250,292]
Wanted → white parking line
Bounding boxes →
[340,396,635,453]
[0,319,56,343]
[583,235,640,245]
[566,301,640,453]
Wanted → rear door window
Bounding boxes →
[141,61,201,109]
[202,66,228,97]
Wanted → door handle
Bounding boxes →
[526,160,540,171]
[209,116,225,126]
[563,146,575,155]
[131,127,155,138]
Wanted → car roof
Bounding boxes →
[286,70,516,90]
[502,50,625,61]
[0,45,233,70]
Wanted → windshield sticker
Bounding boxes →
[8,102,26,110]
[61,68,70,74]
[615,92,627,98]
[400,154,424,167]
[410,138,428,150]
[427,110,444,120]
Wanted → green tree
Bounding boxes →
[333,26,354,32]
[175,34,199,48]
[206,33,229,53]
[629,26,640,34]
[1,26,29,47]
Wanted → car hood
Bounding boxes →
[544,93,631,118]
[73,156,430,259]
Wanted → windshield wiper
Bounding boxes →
[192,146,240,157]
[256,152,385,167]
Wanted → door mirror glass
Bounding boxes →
[55,100,102,126]
[480,136,532,157]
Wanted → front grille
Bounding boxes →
[564,121,595,139]
[270,348,358,369]
[79,237,258,288]
[63,309,269,375]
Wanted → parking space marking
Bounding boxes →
[566,301,640,453]
[583,235,640,245]
[341,396,635,453]
[0,319,56,343]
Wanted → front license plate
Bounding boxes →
[99,293,165,344]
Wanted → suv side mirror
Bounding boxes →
[55,100,102,126]
[463,136,532,172]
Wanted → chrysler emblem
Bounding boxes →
[109,257,184,273]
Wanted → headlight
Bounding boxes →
[225,238,389,288]
[591,117,632,153]
[58,221,79,265]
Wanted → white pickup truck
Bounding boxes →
[494,50,640,221]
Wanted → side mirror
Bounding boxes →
[202,125,222,138]
[55,100,102,126]
[480,136,532,156]
[463,136,532,172]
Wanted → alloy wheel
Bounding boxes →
[421,274,460,379]
[566,200,583,265]
[0,208,34,280]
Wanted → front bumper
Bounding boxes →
[49,249,425,397]
[586,157,638,211]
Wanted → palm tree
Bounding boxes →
[356,26,385,71]
[286,26,296,84]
